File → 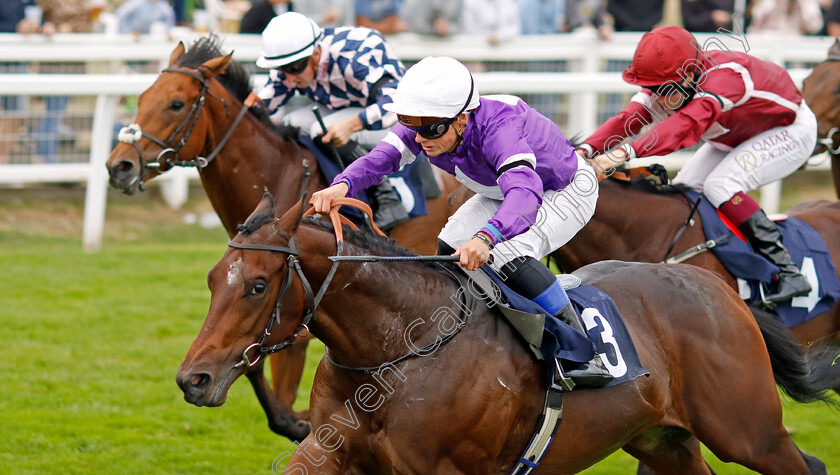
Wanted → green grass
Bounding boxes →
[0,183,838,474]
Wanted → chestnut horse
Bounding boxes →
[177,194,833,474]
[802,38,840,199]
[105,37,459,441]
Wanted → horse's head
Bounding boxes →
[176,192,309,407]
[107,37,238,194]
[802,38,840,155]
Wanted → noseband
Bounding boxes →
[817,127,840,155]
[117,66,257,189]
[228,200,376,369]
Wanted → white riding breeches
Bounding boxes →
[439,154,599,271]
[282,105,388,149]
[672,101,817,207]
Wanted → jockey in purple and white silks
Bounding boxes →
[311,56,613,389]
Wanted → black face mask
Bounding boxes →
[643,80,697,111]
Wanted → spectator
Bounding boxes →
[460,0,521,45]
[607,0,664,31]
[355,0,405,34]
[402,0,462,36]
[256,12,409,229]
[518,0,564,35]
[747,0,823,35]
[565,0,611,39]
[239,0,290,33]
[39,0,92,33]
[295,0,355,28]
[681,0,733,32]
[0,0,38,162]
[35,0,92,163]
[115,0,175,35]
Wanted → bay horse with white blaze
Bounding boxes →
[177,194,834,474]
[105,37,459,441]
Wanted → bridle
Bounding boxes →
[229,199,382,369]
[811,58,840,158]
[117,66,258,189]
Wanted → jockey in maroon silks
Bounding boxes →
[580,26,817,303]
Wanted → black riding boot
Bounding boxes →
[337,141,409,231]
[554,302,613,388]
[501,257,613,389]
[739,210,812,303]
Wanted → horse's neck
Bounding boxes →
[555,182,703,270]
[297,227,478,368]
[200,105,326,237]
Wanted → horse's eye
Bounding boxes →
[250,281,267,296]
[170,100,185,111]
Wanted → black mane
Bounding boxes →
[178,35,299,140]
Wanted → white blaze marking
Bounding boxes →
[227,258,244,287]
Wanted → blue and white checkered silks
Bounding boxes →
[258,26,406,131]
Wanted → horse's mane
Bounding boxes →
[178,35,299,140]
[238,210,276,235]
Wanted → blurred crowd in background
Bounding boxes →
[3,0,840,41]
[1,0,838,166]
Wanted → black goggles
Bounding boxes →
[280,56,310,76]
[401,117,456,139]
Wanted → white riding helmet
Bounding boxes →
[256,12,322,69]
[383,56,480,118]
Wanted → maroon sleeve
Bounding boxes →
[628,96,721,158]
[584,96,653,154]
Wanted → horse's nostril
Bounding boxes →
[190,373,211,390]
[115,160,134,175]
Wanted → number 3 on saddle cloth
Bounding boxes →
[683,190,840,327]
[478,267,650,388]
[298,135,439,222]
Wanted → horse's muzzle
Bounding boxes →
[107,158,142,194]
[176,368,226,407]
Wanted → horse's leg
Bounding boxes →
[245,362,311,442]
[832,154,840,199]
[684,358,812,474]
[268,333,313,420]
[623,430,711,474]
[279,433,344,474]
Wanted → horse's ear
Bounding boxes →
[829,38,840,61]
[200,53,233,79]
[169,42,186,67]
[276,198,307,235]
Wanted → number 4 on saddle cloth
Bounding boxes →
[298,135,440,223]
[683,190,840,327]
[471,267,650,389]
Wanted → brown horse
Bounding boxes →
[543,177,840,356]
[802,38,840,198]
[177,194,833,474]
[105,37,459,441]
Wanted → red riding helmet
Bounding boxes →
[622,26,702,87]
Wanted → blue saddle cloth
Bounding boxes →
[683,190,840,327]
[298,135,429,222]
[482,268,649,388]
